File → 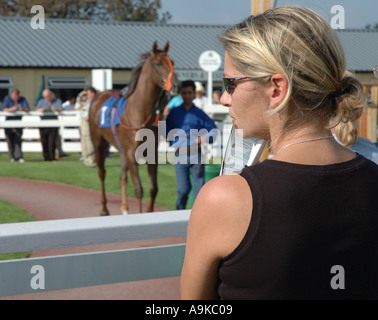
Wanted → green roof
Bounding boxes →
[0,17,376,72]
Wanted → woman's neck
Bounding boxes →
[270,125,356,165]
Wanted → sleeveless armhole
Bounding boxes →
[220,167,263,265]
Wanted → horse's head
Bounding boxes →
[150,41,180,96]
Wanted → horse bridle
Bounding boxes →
[113,52,175,131]
[150,52,175,92]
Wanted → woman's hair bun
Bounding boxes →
[331,74,367,146]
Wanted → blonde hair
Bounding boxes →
[219,5,366,141]
[333,71,365,146]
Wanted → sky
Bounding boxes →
[161,0,378,29]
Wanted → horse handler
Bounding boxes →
[166,80,217,210]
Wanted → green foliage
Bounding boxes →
[365,22,378,30]
[0,0,171,22]
[104,0,171,22]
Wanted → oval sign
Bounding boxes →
[199,50,222,72]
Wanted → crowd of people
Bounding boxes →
[1,87,97,167]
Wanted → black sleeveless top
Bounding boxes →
[217,155,378,299]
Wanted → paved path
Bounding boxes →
[0,177,183,300]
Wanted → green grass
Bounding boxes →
[0,199,35,260]
[0,152,179,260]
[0,152,223,260]
[0,152,178,210]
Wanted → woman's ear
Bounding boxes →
[269,74,288,109]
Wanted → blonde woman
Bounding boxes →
[181,6,378,299]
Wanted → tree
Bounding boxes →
[0,0,171,22]
[103,0,171,22]
[365,22,378,30]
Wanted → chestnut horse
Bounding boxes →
[89,41,180,215]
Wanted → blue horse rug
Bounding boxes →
[99,96,127,128]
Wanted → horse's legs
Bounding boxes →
[147,162,158,212]
[119,152,129,215]
[95,139,109,216]
[126,150,143,213]
[146,134,159,212]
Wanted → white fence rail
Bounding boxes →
[0,108,232,158]
[0,111,118,153]
[0,210,190,297]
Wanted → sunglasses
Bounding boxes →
[222,76,256,94]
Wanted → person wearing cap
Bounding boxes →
[193,83,208,110]
[75,87,97,167]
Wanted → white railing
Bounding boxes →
[0,111,83,153]
[0,210,190,297]
[0,109,232,158]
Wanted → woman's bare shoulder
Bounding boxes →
[204,172,248,196]
[188,174,253,258]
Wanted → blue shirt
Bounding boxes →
[350,137,378,164]
[36,98,62,110]
[2,95,30,111]
[166,103,217,148]
[167,95,183,109]
[334,134,378,165]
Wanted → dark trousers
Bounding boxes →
[55,132,64,156]
[5,128,23,160]
[39,127,58,161]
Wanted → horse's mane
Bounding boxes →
[125,52,151,99]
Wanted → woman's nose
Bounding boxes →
[220,90,231,107]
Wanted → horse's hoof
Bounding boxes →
[100,211,109,216]
[122,209,129,215]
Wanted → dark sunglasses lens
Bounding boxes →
[223,78,231,94]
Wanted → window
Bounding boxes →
[0,77,13,104]
[113,82,129,91]
[47,77,89,89]
[47,76,89,102]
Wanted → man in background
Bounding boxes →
[75,87,97,167]
[36,89,62,161]
[1,88,30,162]
[166,80,217,209]
[193,82,208,110]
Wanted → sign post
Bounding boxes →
[92,69,112,91]
[199,50,222,105]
